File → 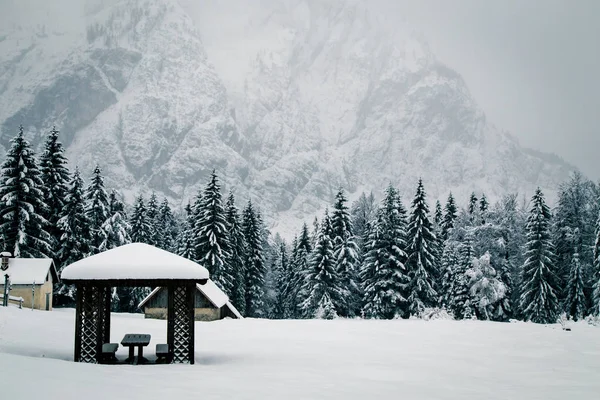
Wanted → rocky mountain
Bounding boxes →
[0,0,574,235]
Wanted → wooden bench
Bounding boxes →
[156,344,170,363]
[100,343,119,364]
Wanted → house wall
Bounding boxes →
[0,280,53,310]
[144,306,222,321]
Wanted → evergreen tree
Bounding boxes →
[194,171,233,296]
[553,172,597,299]
[85,165,109,253]
[360,186,409,319]
[225,192,247,315]
[350,191,377,253]
[450,239,474,319]
[301,212,343,317]
[156,198,177,251]
[100,190,130,251]
[129,195,152,243]
[405,179,438,315]
[146,192,160,246]
[314,292,337,320]
[298,223,312,254]
[479,193,489,224]
[39,126,70,258]
[331,189,360,317]
[243,200,266,317]
[466,253,507,320]
[439,243,459,309]
[274,239,290,318]
[441,193,458,240]
[519,188,560,324]
[592,210,600,316]
[434,200,443,228]
[564,248,586,321]
[177,203,196,260]
[55,168,91,305]
[0,126,52,258]
[468,192,479,215]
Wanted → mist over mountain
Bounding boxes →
[0,0,574,235]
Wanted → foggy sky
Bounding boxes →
[375,0,600,180]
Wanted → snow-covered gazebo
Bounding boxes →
[61,243,209,364]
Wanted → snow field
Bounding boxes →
[1,307,599,400]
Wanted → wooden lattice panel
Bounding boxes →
[78,285,101,363]
[171,285,192,363]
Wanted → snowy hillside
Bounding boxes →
[1,307,600,399]
[0,0,574,235]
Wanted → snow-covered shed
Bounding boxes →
[138,279,242,321]
[0,253,58,310]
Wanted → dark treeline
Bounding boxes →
[1,126,599,322]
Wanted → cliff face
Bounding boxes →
[0,0,573,234]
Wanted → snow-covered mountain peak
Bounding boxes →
[0,0,575,237]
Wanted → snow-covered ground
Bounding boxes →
[1,307,599,399]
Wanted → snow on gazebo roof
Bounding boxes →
[61,243,209,282]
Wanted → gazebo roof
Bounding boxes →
[61,243,209,285]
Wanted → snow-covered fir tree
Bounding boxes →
[129,195,152,243]
[450,239,475,319]
[350,191,377,254]
[360,186,409,319]
[177,203,196,260]
[563,247,586,321]
[480,193,489,215]
[100,190,130,251]
[439,243,459,309]
[39,126,70,257]
[156,198,177,251]
[466,253,507,320]
[468,192,478,215]
[146,192,160,246]
[0,126,52,258]
[273,239,290,319]
[225,192,247,315]
[331,189,360,317]
[55,168,91,305]
[519,188,560,324]
[553,172,597,298]
[441,192,458,240]
[194,171,233,296]
[314,292,338,320]
[405,179,439,316]
[434,200,443,228]
[301,211,343,317]
[84,165,109,253]
[243,200,266,317]
[593,210,600,316]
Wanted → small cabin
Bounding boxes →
[0,253,58,310]
[138,279,242,321]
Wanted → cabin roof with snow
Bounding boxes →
[138,279,242,319]
[0,258,58,285]
[60,243,209,285]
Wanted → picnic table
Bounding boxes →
[121,333,151,365]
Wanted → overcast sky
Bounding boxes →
[375,0,600,180]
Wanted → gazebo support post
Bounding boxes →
[167,283,195,364]
[102,286,111,345]
[188,283,195,365]
[167,284,175,363]
[74,285,83,362]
